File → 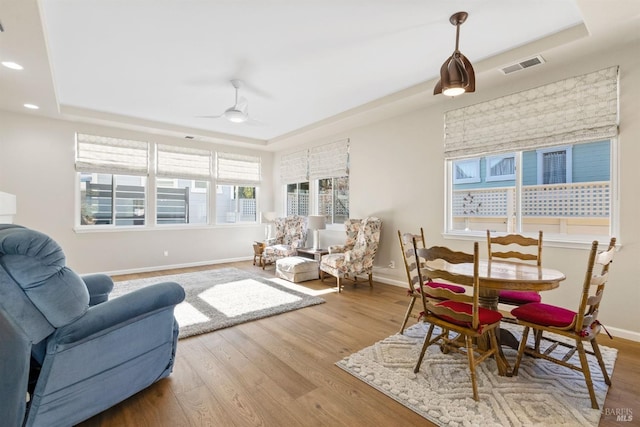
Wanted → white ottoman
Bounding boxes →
[276,256,319,283]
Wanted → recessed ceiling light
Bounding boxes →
[23,104,39,110]
[2,61,24,70]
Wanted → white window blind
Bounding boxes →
[156,145,211,180]
[444,66,619,158]
[309,139,349,179]
[216,152,261,185]
[75,133,149,175]
[280,149,308,183]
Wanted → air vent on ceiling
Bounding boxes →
[499,55,545,75]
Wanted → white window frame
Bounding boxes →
[453,158,481,184]
[444,140,617,249]
[75,133,150,229]
[285,181,309,216]
[536,146,573,185]
[316,176,349,226]
[486,153,516,182]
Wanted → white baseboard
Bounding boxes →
[603,326,640,342]
[93,256,254,277]
[372,274,407,288]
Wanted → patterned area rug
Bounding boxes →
[336,322,617,426]
[111,267,325,339]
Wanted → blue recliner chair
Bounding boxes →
[0,224,185,427]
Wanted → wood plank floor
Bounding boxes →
[77,261,639,427]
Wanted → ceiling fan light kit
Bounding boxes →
[224,108,248,123]
[198,79,256,124]
[434,11,476,97]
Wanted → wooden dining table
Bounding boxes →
[422,258,566,375]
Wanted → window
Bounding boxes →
[453,158,481,184]
[76,133,149,227]
[443,67,618,243]
[215,152,261,224]
[308,139,349,224]
[80,173,147,225]
[317,176,349,225]
[286,182,309,216]
[486,154,515,182]
[447,140,613,239]
[215,185,257,223]
[537,146,572,184]
[156,179,208,224]
[156,145,211,225]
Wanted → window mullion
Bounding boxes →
[111,175,117,225]
[514,152,523,234]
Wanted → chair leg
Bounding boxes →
[512,326,530,376]
[591,338,611,385]
[414,323,435,373]
[576,340,599,409]
[465,335,479,401]
[488,329,507,376]
[533,329,543,352]
[368,273,373,287]
[399,297,416,334]
[336,276,341,293]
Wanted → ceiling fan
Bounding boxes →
[199,79,261,124]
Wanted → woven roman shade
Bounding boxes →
[75,133,149,175]
[444,66,619,159]
[280,149,308,183]
[156,145,211,180]
[309,139,349,179]
[216,152,261,185]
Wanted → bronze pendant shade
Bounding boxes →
[434,11,475,96]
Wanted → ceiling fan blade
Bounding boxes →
[195,114,224,119]
[236,97,248,111]
[245,117,265,126]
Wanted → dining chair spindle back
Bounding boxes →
[413,240,505,401]
[487,230,544,307]
[397,229,465,334]
[510,237,617,409]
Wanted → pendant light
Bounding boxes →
[434,11,475,97]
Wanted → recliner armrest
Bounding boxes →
[82,274,115,306]
[51,282,185,347]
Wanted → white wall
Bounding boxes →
[1,35,638,340]
[272,37,640,340]
[0,112,274,274]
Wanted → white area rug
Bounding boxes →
[336,322,617,426]
[112,267,325,339]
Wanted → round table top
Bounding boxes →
[425,259,566,291]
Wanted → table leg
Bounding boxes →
[478,288,514,376]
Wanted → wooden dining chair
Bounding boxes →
[397,229,465,334]
[413,240,506,401]
[511,237,616,409]
[487,230,544,307]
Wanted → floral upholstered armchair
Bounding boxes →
[320,217,382,292]
[262,215,308,268]
[327,218,361,254]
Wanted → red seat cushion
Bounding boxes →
[433,300,503,329]
[423,281,466,297]
[498,290,541,305]
[511,302,576,327]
